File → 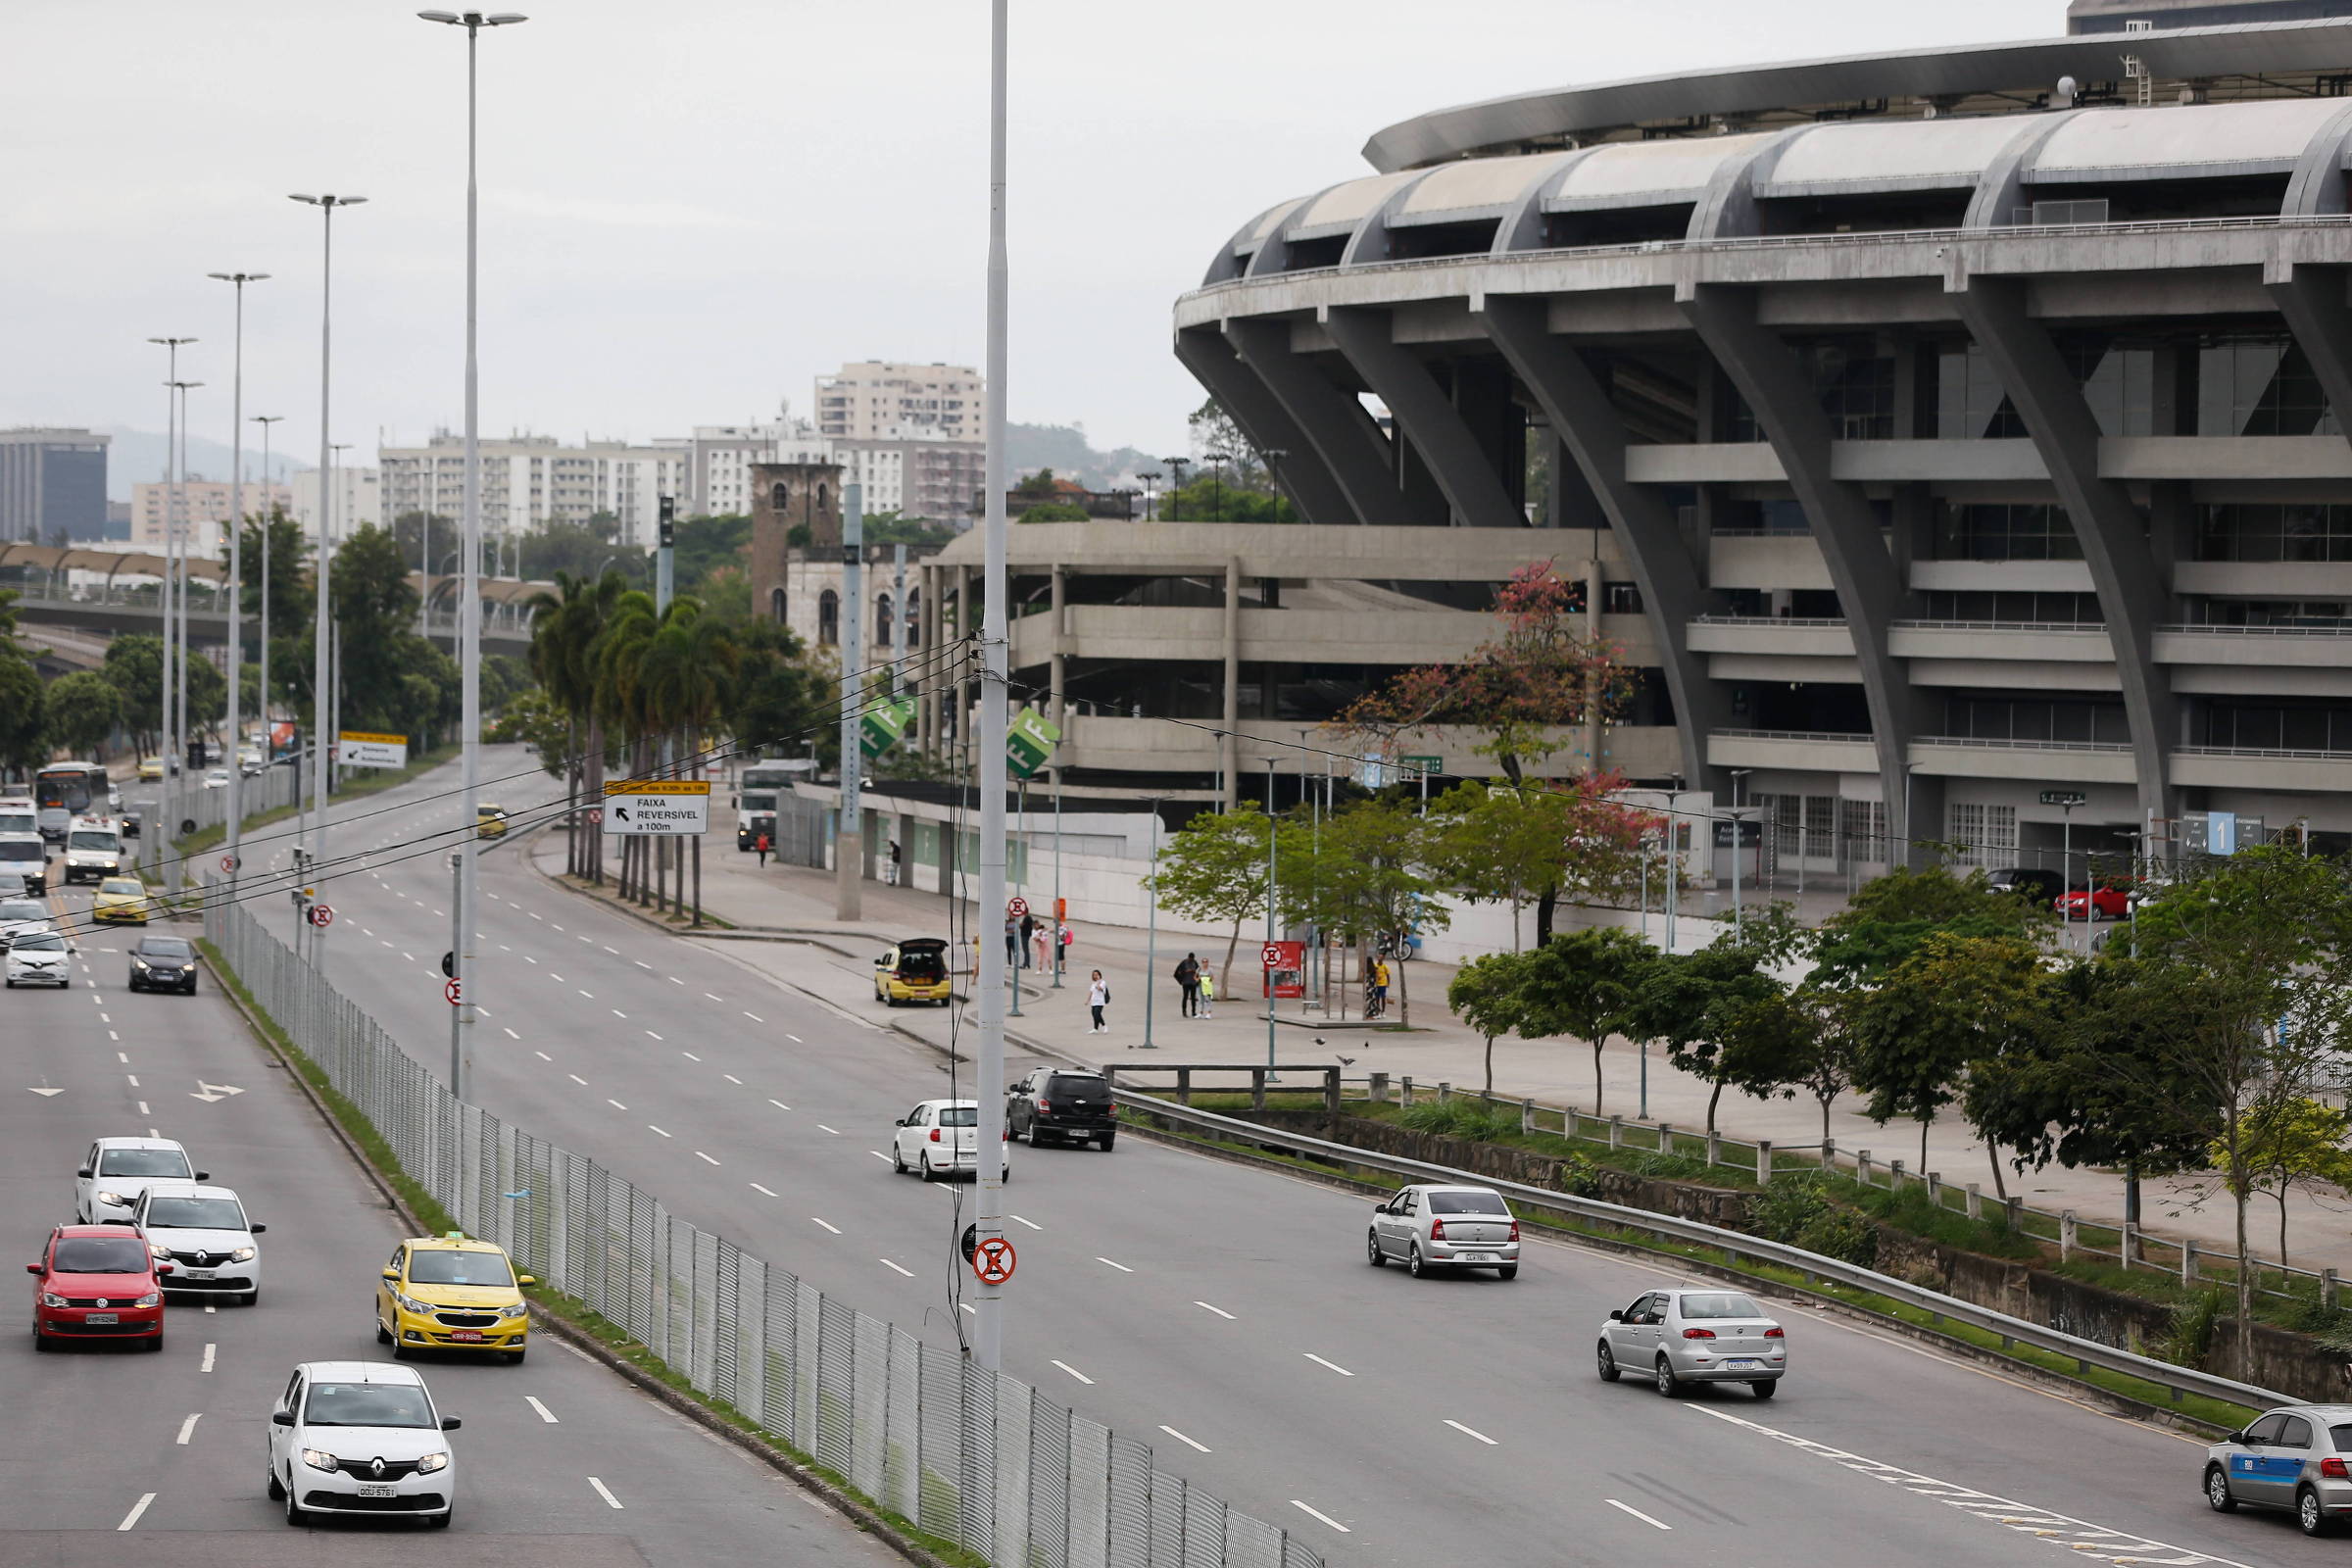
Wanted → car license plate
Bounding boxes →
[184,1269,214,1280]
[86,1313,118,1324]
[450,1329,484,1342]
[1460,1251,1494,1262]
[357,1484,397,1498]
[1725,1358,1761,1370]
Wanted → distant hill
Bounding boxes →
[100,426,306,501]
[1007,422,1159,493]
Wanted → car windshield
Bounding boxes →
[70,832,116,851]
[305,1383,435,1429]
[0,842,41,862]
[408,1250,514,1287]
[0,814,33,832]
[1679,1292,1767,1320]
[52,1238,154,1273]
[0,901,45,922]
[936,1105,978,1127]
[100,880,143,896]
[13,932,63,953]
[100,1149,191,1178]
[139,939,193,959]
[1427,1190,1508,1215]
[143,1197,244,1230]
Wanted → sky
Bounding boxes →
[6,0,2062,484]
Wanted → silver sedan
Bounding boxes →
[1364,1184,1520,1279]
[2204,1404,2352,1537]
[1596,1288,1787,1397]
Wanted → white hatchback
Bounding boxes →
[131,1182,266,1304]
[3,927,71,988]
[891,1099,1010,1183]
[268,1360,459,1527]
[77,1136,208,1223]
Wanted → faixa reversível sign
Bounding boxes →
[336,730,410,769]
[601,779,711,836]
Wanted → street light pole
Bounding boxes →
[1728,767,1750,942]
[837,482,864,921]
[209,273,267,902]
[1139,469,1159,522]
[1162,457,1189,519]
[146,337,193,883]
[1142,802,1161,1051]
[252,416,283,750]
[419,6,526,1105]
[1264,755,1279,1077]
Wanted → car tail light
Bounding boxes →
[2326,1457,2349,1480]
[1762,1326,1785,1338]
[1036,1101,1051,1114]
[1682,1327,1716,1340]
[928,1128,941,1143]
[1107,1102,1117,1115]
[1429,1217,1446,1241]
[1507,1220,1520,1242]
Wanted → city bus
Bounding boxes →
[34,761,111,841]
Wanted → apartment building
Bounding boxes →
[0,428,109,544]
[378,433,691,549]
[814,362,985,442]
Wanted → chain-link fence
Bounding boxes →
[206,894,1322,1568]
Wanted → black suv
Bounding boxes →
[1005,1069,1117,1151]
[1987,866,2065,906]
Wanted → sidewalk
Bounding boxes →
[545,832,2352,1282]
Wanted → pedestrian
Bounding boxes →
[1175,952,1200,1017]
[1004,914,1021,967]
[886,839,902,886]
[1197,967,1215,1019]
[1057,921,1073,978]
[755,830,770,869]
[1370,956,1391,1019]
[1033,920,1051,971]
[1019,911,1038,968]
[1087,968,1109,1032]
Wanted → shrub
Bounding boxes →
[1630,1150,1711,1181]
[1397,1100,1518,1142]
[1793,1207,1878,1267]
[2161,1287,2231,1368]
[1750,1172,1836,1245]
[1553,1152,1603,1199]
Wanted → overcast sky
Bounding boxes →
[6,0,2061,481]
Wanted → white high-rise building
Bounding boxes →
[687,420,832,517]
[378,433,691,549]
[292,466,381,535]
[813,362,985,443]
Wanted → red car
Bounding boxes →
[2054,884,2134,920]
[27,1224,170,1350]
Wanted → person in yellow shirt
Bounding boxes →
[1369,956,1392,1018]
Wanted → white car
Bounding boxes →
[268,1360,458,1527]
[62,820,124,885]
[130,1182,265,1304]
[891,1098,1010,1183]
[0,898,51,952]
[78,1137,208,1223]
[4,928,71,988]
[203,768,230,791]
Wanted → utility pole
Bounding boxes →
[252,416,282,747]
[1264,756,1278,1078]
[836,482,864,921]
[1141,802,1161,1051]
[211,272,266,903]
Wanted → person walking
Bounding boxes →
[1174,953,1200,1017]
[1369,956,1391,1019]
[1087,969,1109,1033]
[1019,910,1038,968]
[1056,921,1073,979]
[1004,914,1021,967]
[755,830,770,869]
[886,839,902,886]
[1197,967,1215,1019]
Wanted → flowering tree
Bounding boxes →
[1424,773,1654,949]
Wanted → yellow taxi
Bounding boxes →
[90,877,152,924]
[136,758,165,782]
[474,804,509,841]
[872,937,955,1006]
[375,1233,535,1362]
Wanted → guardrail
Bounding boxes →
[1118,1086,2294,1415]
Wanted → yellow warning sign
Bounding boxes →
[603,780,711,796]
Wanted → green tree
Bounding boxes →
[44,669,124,759]
[0,658,45,776]
[1515,924,1652,1114]
[1850,930,2043,1177]
[2222,1097,2352,1269]
[1148,804,1282,993]
[528,568,630,876]
[726,618,829,766]
[1298,797,1446,1025]
[672,514,751,598]
[1620,906,1808,1133]
[100,633,165,757]
[1014,468,1061,496]
[1016,502,1091,523]
[232,508,313,627]
[1448,950,1536,1097]
[488,686,570,771]
[1426,775,1651,950]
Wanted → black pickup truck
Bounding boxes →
[1005,1068,1117,1151]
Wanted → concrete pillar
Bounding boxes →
[1821,1138,1836,1172]
[1705,1128,1722,1168]
[1221,558,1241,808]
[2181,1240,2198,1286]
[1755,1139,1773,1186]
[1224,317,1436,525]
[1521,1098,1535,1135]
[1323,308,1524,529]
[1608,1114,1623,1149]
[1368,1071,1389,1103]
[1964,1182,1982,1220]
[1857,1150,1873,1186]
[2061,1209,2078,1262]
[1173,325,1352,525]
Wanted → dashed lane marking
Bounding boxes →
[1605,1498,1672,1531]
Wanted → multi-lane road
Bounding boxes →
[96,743,2314,1568]
[2,841,908,1566]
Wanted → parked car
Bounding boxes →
[126,934,199,994]
[1986,866,2065,904]
[873,937,954,1006]
[1596,1288,1787,1397]
[890,1099,1009,1183]
[2204,1404,2352,1537]
[1365,1183,1520,1279]
[26,1224,170,1351]
[268,1361,458,1527]
[130,1182,265,1304]
[4,929,71,988]
[1005,1068,1118,1150]
[77,1136,207,1224]
[2055,883,2134,920]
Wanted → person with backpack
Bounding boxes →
[1174,953,1200,1017]
[1087,969,1110,1033]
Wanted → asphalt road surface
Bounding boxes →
[150,748,2345,1568]
[3,854,907,1568]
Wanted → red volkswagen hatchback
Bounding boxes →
[28,1224,170,1350]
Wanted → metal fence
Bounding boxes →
[205,893,1320,1568]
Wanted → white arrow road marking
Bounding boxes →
[25,1087,62,1098]
[190,1081,244,1102]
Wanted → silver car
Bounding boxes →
[1364,1184,1520,1279]
[1597,1288,1787,1398]
[2204,1404,2352,1536]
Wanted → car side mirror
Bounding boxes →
[156,1262,174,1274]
[76,1168,91,1179]
[249,1223,267,1234]
[1607,1309,1624,1321]
[382,1267,399,1280]
[271,1410,295,1427]
[1371,1203,1390,1215]
[440,1416,463,1432]
[518,1274,537,1287]
[893,1117,906,1127]
[194,1171,210,1181]
[24,1262,41,1275]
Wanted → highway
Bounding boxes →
[195,746,2339,1568]
[2,860,908,1567]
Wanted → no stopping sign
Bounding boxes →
[971,1237,1016,1285]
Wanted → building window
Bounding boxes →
[1797,339,1894,440]
[769,587,786,623]
[1933,345,2029,441]
[1945,802,2019,869]
[771,482,789,511]
[1931,502,2082,562]
[818,589,839,645]
[2199,337,2338,437]
[875,592,893,647]
[1942,693,2129,745]
[906,587,921,649]
[2203,699,2352,752]
[2194,503,2352,563]
[1602,581,1643,614]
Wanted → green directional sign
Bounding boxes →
[2038,790,2087,808]
[859,696,915,760]
[1399,754,1443,777]
[1006,705,1061,779]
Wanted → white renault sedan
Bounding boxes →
[268,1360,459,1527]
[131,1183,265,1304]
[890,1099,1010,1183]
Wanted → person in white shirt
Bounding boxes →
[1087,970,1109,1033]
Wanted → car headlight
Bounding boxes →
[416,1451,449,1474]
[395,1292,432,1316]
[228,1245,257,1263]
[300,1447,341,1474]
[95,1190,125,1208]
[133,1292,161,1308]
[499,1300,528,1318]
[40,1292,66,1307]
[130,957,149,969]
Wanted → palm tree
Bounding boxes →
[527,568,628,881]
[638,599,740,924]
[592,589,662,904]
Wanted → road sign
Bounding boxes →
[1398,754,1443,777]
[1005,706,1060,779]
[2039,790,2087,808]
[444,977,464,1006]
[219,854,240,873]
[440,951,456,979]
[337,730,410,769]
[1006,896,1030,918]
[308,903,334,928]
[586,807,603,826]
[1711,819,1762,849]
[1261,939,1305,1000]
[972,1236,1016,1285]
[601,779,710,836]
[860,696,916,760]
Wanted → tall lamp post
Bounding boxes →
[209,272,269,899]
[418,6,527,1105]
[167,375,202,893]
[251,415,283,742]
[1262,447,1291,522]
[146,337,194,883]
[1204,451,1231,522]
[1162,457,1189,519]
[1138,469,1160,522]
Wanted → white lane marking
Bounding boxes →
[536,1054,556,1064]
[1009,1214,1042,1231]
[118,1493,156,1531]
[607,1100,627,1110]
[402,952,415,962]
[786,1033,803,1044]
[117,1052,127,1063]
[704,992,722,1003]
[509,1028,523,1041]
[959,1301,975,1315]
[769,1100,792,1111]
[203,1302,214,1313]
[1606,1498,1673,1531]
[879,1258,914,1278]
[695,1151,720,1166]
[817,1124,840,1135]
[1096,1256,1134,1273]
[524,955,538,963]
[587,1476,622,1509]
[1290,1500,1349,1534]
[666,973,680,983]
[1195,1300,1235,1320]
[1303,1352,1353,1377]
[611,1008,627,1018]
[528,911,541,920]
[868,1151,891,1162]
[551,973,565,984]
[378,940,394,949]
[648,1125,671,1138]
[743,1011,763,1023]
[723,1074,743,1085]
[750,1183,778,1198]
[99,1014,111,1025]
[1686,1404,2255,1566]
[499,944,511,952]
[1446,1419,1498,1446]
[680,1052,701,1062]
[568,1074,588,1086]
[1159,1425,1210,1453]
[108,1031,119,1043]
[525,1396,560,1424]
[175,1413,201,1445]
[1052,1360,1096,1386]
[810,1217,841,1234]
[602,945,618,955]
[200,1343,215,1373]
[124,1075,138,1088]
[646,1030,663,1042]
[136,1101,149,1114]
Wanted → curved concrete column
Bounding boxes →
[1688,125,1816,240]
[1224,316,1436,525]
[1322,307,1526,529]
[1244,182,1351,279]
[1961,111,2083,230]
[1202,196,1311,286]
[2267,105,2352,468]
[1173,325,1351,526]
[1339,169,1444,268]
[1492,149,1604,256]
[1480,293,1726,788]
[1678,281,1934,859]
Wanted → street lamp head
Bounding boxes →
[147,336,197,347]
[208,271,271,283]
[485,12,528,22]
[289,194,366,208]
[416,9,461,20]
